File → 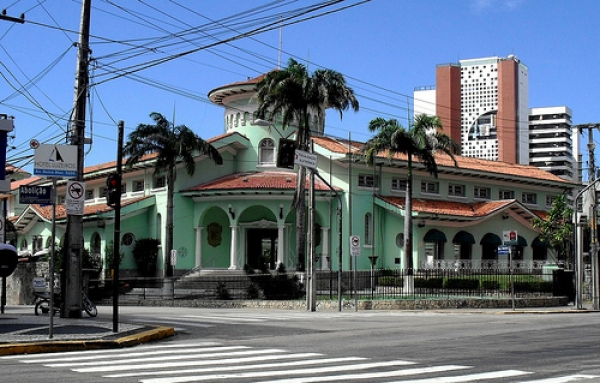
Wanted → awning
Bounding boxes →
[452,231,475,244]
[480,233,502,245]
[424,229,447,243]
[517,235,528,246]
[532,236,549,247]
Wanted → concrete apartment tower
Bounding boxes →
[529,106,579,182]
[416,55,529,165]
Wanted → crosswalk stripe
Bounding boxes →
[104,356,365,378]
[19,345,249,364]
[43,346,254,367]
[52,349,284,372]
[518,375,600,382]
[0,341,220,360]
[382,369,531,382]
[135,318,215,328]
[138,361,441,383]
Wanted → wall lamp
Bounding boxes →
[417,221,426,228]
[502,213,509,220]
[228,204,235,219]
[279,203,284,219]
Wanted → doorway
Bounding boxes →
[246,228,278,270]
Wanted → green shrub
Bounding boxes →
[246,283,260,299]
[511,280,553,293]
[444,278,480,290]
[216,282,231,300]
[379,268,397,277]
[249,272,304,300]
[415,277,444,289]
[132,238,160,277]
[378,276,402,287]
[481,280,500,290]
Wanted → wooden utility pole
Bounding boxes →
[63,0,91,318]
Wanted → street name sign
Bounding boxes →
[19,185,53,204]
[294,149,317,169]
[498,245,510,255]
[33,144,78,178]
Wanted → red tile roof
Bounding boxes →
[312,136,572,185]
[379,196,542,219]
[184,171,340,193]
[27,196,153,221]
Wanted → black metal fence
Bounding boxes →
[88,267,574,302]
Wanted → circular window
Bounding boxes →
[122,233,135,247]
[395,233,404,248]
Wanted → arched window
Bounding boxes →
[243,112,249,126]
[364,213,372,245]
[90,232,102,255]
[424,229,446,264]
[259,138,275,165]
[452,231,475,260]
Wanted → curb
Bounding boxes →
[0,326,175,356]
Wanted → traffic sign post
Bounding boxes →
[66,181,85,216]
[33,144,78,178]
[349,235,360,312]
[350,235,361,257]
[19,185,53,205]
[294,149,317,169]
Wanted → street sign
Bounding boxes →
[19,185,53,204]
[350,235,361,257]
[503,230,518,245]
[65,180,85,216]
[294,149,317,169]
[33,144,78,178]
[498,245,510,255]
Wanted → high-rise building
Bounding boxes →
[415,55,579,182]
[529,106,578,182]
[415,55,529,164]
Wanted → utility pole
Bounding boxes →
[63,0,91,318]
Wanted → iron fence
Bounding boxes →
[88,267,574,302]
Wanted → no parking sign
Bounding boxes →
[350,235,361,257]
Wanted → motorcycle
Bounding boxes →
[33,289,97,317]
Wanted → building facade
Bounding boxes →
[7,75,578,278]
[529,106,578,182]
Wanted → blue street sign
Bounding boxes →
[19,185,53,204]
[498,245,510,255]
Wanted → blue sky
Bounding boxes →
[1,0,599,177]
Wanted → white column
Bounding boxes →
[194,226,203,269]
[277,225,285,268]
[321,226,330,270]
[229,225,238,270]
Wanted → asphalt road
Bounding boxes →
[2,305,600,382]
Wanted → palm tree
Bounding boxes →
[362,114,458,288]
[255,58,359,270]
[123,112,222,277]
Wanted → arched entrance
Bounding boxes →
[246,228,278,270]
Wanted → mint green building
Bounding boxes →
[8,75,577,277]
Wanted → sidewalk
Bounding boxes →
[0,305,174,356]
